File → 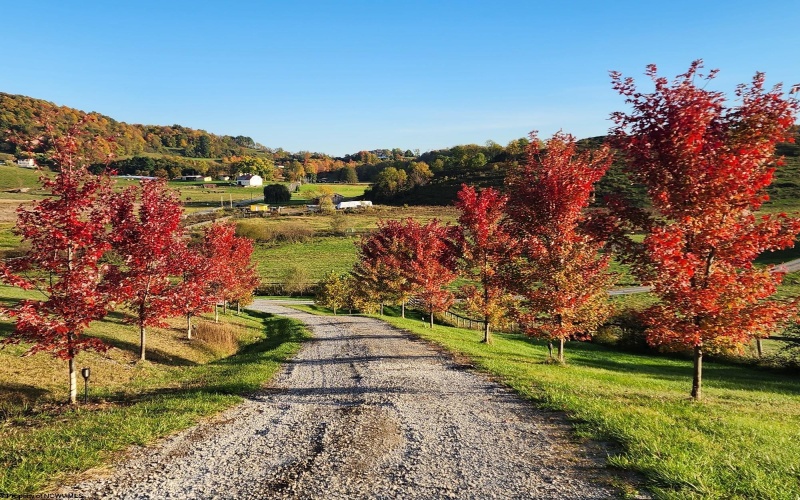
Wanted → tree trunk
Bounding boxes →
[333,305,337,315]
[215,303,219,323]
[402,300,405,318]
[68,356,77,405]
[756,338,763,358]
[547,341,553,359]
[139,323,147,361]
[691,345,703,400]
[237,302,241,315]
[557,338,565,363]
[187,313,193,339]
[223,301,227,314]
[482,318,491,344]
[429,306,434,328]
[380,303,384,316]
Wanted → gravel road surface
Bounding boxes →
[62,300,623,499]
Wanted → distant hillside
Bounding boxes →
[363,130,800,208]
[0,93,264,160]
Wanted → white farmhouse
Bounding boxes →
[16,158,36,168]
[236,174,263,187]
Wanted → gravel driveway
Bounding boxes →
[62,300,623,499]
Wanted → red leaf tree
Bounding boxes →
[174,244,215,339]
[611,61,800,399]
[352,219,418,316]
[111,179,186,361]
[352,218,458,324]
[405,219,460,328]
[196,222,259,321]
[455,184,518,343]
[505,131,614,362]
[0,126,116,404]
[223,233,260,315]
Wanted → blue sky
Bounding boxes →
[2,1,798,156]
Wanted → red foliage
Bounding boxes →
[353,218,458,324]
[110,180,186,361]
[611,61,800,398]
[196,222,260,319]
[404,219,459,327]
[455,184,518,342]
[505,131,614,361]
[0,124,116,403]
[173,244,215,338]
[352,219,418,314]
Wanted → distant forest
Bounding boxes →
[1,92,798,207]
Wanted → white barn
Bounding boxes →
[336,200,373,210]
[236,174,263,187]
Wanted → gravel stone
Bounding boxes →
[60,299,628,499]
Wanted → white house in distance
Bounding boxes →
[236,174,263,187]
[16,158,36,168]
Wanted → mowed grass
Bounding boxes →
[347,307,799,500]
[248,206,459,284]
[252,236,360,283]
[0,294,310,494]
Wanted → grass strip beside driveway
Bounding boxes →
[0,311,309,495]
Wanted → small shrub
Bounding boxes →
[329,213,350,235]
[235,221,272,242]
[282,264,312,296]
[272,222,314,243]
[194,321,241,355]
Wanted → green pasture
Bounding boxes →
[252,236,360,284]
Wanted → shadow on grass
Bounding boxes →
[89,335,199,367]
[539,340,800,396]
[0,382,50,407]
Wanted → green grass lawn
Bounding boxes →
[297,304,800,499]
[0,165,48,191]
[252,236,360,283]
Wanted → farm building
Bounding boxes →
[180,175,211,182]
[16,158,36,168]
[114,175,158,181]
[336,200,373,210]
[236,174,263,187]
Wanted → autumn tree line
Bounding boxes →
[0,120,260,404]
[317,62,800,400]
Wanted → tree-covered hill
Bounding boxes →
[0,92,264,160]
[361,130,800,209]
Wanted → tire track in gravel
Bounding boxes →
[61,300,625,499]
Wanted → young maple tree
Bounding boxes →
[174,244,214,339]
[455,184,518,343]
[0,125,116,404]
[505,131,614,363]
[610,61,800,399]
[224,234,260,315]
[196,222,259,322]
[405,218,460,328]
[111,179,186,361]
[352,219,418,316]
[316,271,350,315]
